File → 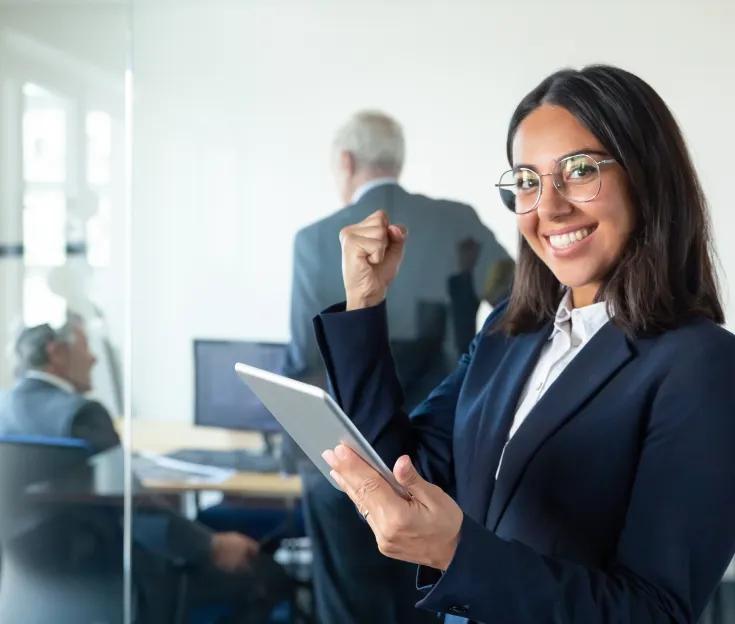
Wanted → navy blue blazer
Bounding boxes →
[314,300,735,623]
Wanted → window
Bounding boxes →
[21,83,69,327]
[85,110,113,267]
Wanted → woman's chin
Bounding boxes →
[551,272,601,292]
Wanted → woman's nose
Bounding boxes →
[536,177,573,219]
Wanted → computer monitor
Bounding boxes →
[194,339,287,433]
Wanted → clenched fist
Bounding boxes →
[339,210,408,310]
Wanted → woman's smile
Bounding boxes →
[542,223,598,255]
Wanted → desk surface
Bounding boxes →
[116,419,302,499]
[143,472,302,498]
[119,419,264,454]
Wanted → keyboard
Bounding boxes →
[132,453,234,484]
[166,448,281,473]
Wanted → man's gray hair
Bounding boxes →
[14,312,83,376]
[333,110,405,176]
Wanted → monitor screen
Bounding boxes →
[194,340,287,433]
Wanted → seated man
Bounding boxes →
[0,314,290,623]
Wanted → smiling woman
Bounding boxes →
[500,67,722,334]
[318,65,735,624]
[510,105,636,309]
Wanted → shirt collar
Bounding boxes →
[550,290,611,345]
[350,177,398,204]
[25,369,76,395]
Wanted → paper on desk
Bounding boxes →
[133,451,235,484]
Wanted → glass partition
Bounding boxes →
[0,1,130,622]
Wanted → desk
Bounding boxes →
[119,419,263,454]
[144,472,302,500]
[116,419,302,501]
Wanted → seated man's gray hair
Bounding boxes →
[333,110,405,176]
[14,313,83,376]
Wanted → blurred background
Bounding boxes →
[0,0,733,622]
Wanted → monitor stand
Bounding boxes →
[262,431,277,456]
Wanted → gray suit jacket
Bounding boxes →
[285,183,513,395]
[0,377,120,453]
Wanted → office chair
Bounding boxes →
[0,434,125,623]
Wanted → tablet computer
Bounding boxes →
[234,362,409,498]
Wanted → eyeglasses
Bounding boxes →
[495,153,617,214]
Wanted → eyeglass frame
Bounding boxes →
[495,152,618,214]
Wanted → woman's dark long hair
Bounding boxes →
[501,65,723,336]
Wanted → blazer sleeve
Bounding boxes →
[70,400,121,453]
[314,300,505,494]
[415,334,735,623]
[132,509,214,566]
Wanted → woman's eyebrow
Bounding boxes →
[513,148,610,170]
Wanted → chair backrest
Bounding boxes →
[0,433,91,450]
[0,434,93,545]
[0,434,125,622]
[0,434,91,496]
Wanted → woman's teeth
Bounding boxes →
[549,227,592,250]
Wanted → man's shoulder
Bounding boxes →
[0,379,91,438]
[404,190,475,211]
[397,190,484,226]
[294,204,366,246]
[15,378,87,408]
[74,398,113,419]
[294,187,483,244]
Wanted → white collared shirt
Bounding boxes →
[350,177,398,204]
[496,290,611,477]
[25,369,76,395]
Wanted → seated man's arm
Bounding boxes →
[70,400,120,453]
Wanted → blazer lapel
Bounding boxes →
[485,321,634,530]
[461,323,550,524]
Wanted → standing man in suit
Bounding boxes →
[0,314,291,623]
[284,110,513,623]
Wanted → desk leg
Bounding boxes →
[178,491,198,520]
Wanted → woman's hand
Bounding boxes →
[339,210,407,310]
[322,444,463,571]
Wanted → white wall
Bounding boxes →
[131,0,735,422]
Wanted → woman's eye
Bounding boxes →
[516,174,539,192]
[563,157,596,181]
[568,165,593,178]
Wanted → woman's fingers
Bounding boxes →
[322,445,398,520]
[339,210,408,309]
[323,445,463,569]
[362,209,389,227]
[345,233,389,265]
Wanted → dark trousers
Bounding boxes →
[134,550,291,624]
[188,554,292,624]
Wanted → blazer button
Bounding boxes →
[449,605,469,615]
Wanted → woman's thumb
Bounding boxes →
[388,224,408,242]
[394,455,427,494]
